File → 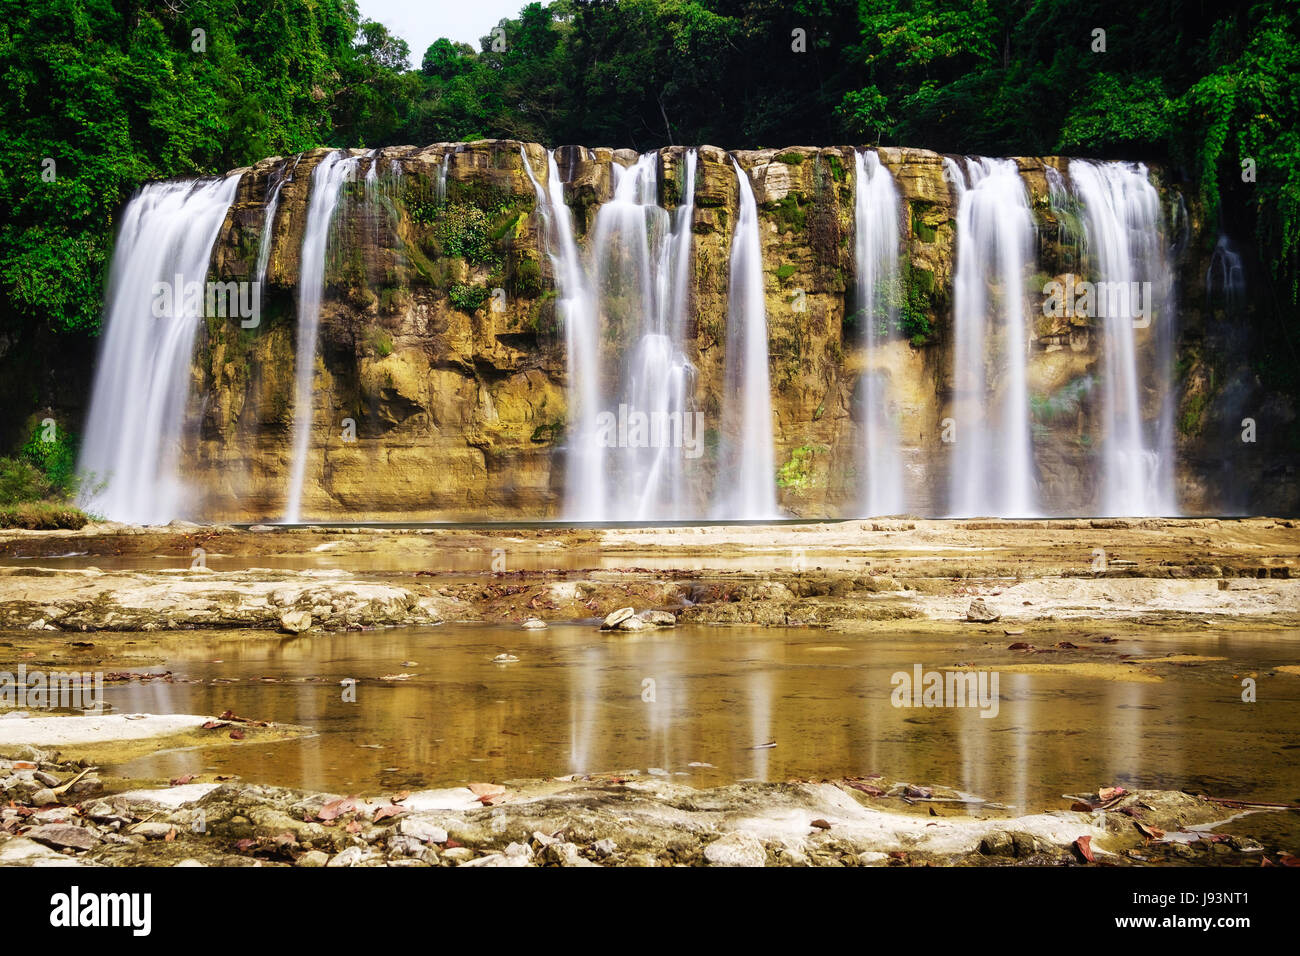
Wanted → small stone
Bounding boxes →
[636,610,677,627]
[592,838,617,858]
[297,850,330,867]
[532,830,560,847]
[966,598,1000,623]
[132,822,175,840]
[600,607,636,630]
[442,846,474,863]
[26,824,100,851]
[33,771,60,787]
[703,833,766,867]
[521,618,547,629]
[26,619,45,630]
[398,817,448,844]
[30,789,58,806]
[542,842,599,867]
[504,842,532,858]
[326,846,366,867]
[279,609,312,634]
[459,852,532,867]
[173,859,206,867]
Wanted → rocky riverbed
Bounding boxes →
[1,744,1292,867]
[1,518,1297,868]
[1,518,1298,632]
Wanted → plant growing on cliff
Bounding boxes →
[449,283,490,313]
[776,444,828,492]
[438,203,496,265]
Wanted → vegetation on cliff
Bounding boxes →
[1,0,1297,454]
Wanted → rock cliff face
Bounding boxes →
[184,140,1296,521]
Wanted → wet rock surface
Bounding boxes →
[1,752,1293,867]
[2,519,1297,632]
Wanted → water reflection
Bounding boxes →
[100,624,1300,811]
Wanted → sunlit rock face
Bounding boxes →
[109,139,1291,522]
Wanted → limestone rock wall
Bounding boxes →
[183,140,1296,521]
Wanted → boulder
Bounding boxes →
[279,609,313,634]
[966,598,1000,623]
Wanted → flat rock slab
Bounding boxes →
[0,836,86,867]
[116,784,223,808]
[0,714,216,747]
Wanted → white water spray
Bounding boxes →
[945,157,1036,517]
[284,151,362,522]
[853,150,906,516]
[714,158,778,519]
[78,175,241,523]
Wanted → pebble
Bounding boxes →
[326,846,366,867]
[397,817,448,845]
[26,823,100,851]
[703,833,767,867]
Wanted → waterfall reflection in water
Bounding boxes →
[110,623,1300,813]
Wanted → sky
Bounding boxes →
[356,0,542,67]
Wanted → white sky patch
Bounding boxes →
[356,0,547,66]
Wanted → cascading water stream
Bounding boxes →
[714,158,778,519]
[1068,160,1176,516]
[592,152,700,519]
[77,175,242,523]
[852,150,905,516]
[944,156,1037,517]
[254,157,297,301]
[521,146,603,519]
[284,150,363,522]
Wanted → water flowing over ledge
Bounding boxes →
[77,141,1207,524]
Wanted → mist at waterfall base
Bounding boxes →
[79,147,1184,524]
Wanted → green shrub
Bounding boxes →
[0,501,88,529]
[449,283,490,312]
[0,457,51,506]
[21,420,78,494]
[438,203,495,264]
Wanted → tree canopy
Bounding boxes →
[2,0,1297,341]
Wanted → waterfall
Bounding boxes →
[945,156,1037,517]
[254,157,296,300]
[521,146,604,519]
[1068,160,1176,516]
[1207,234,1247,316]
[284,150,363,522]
[714,158,779,519]
[77,175,241,523]
[590,151,700,519]
[852,149,906,516]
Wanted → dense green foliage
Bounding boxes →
[1,0,411,334]
[1,0,1297,423]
